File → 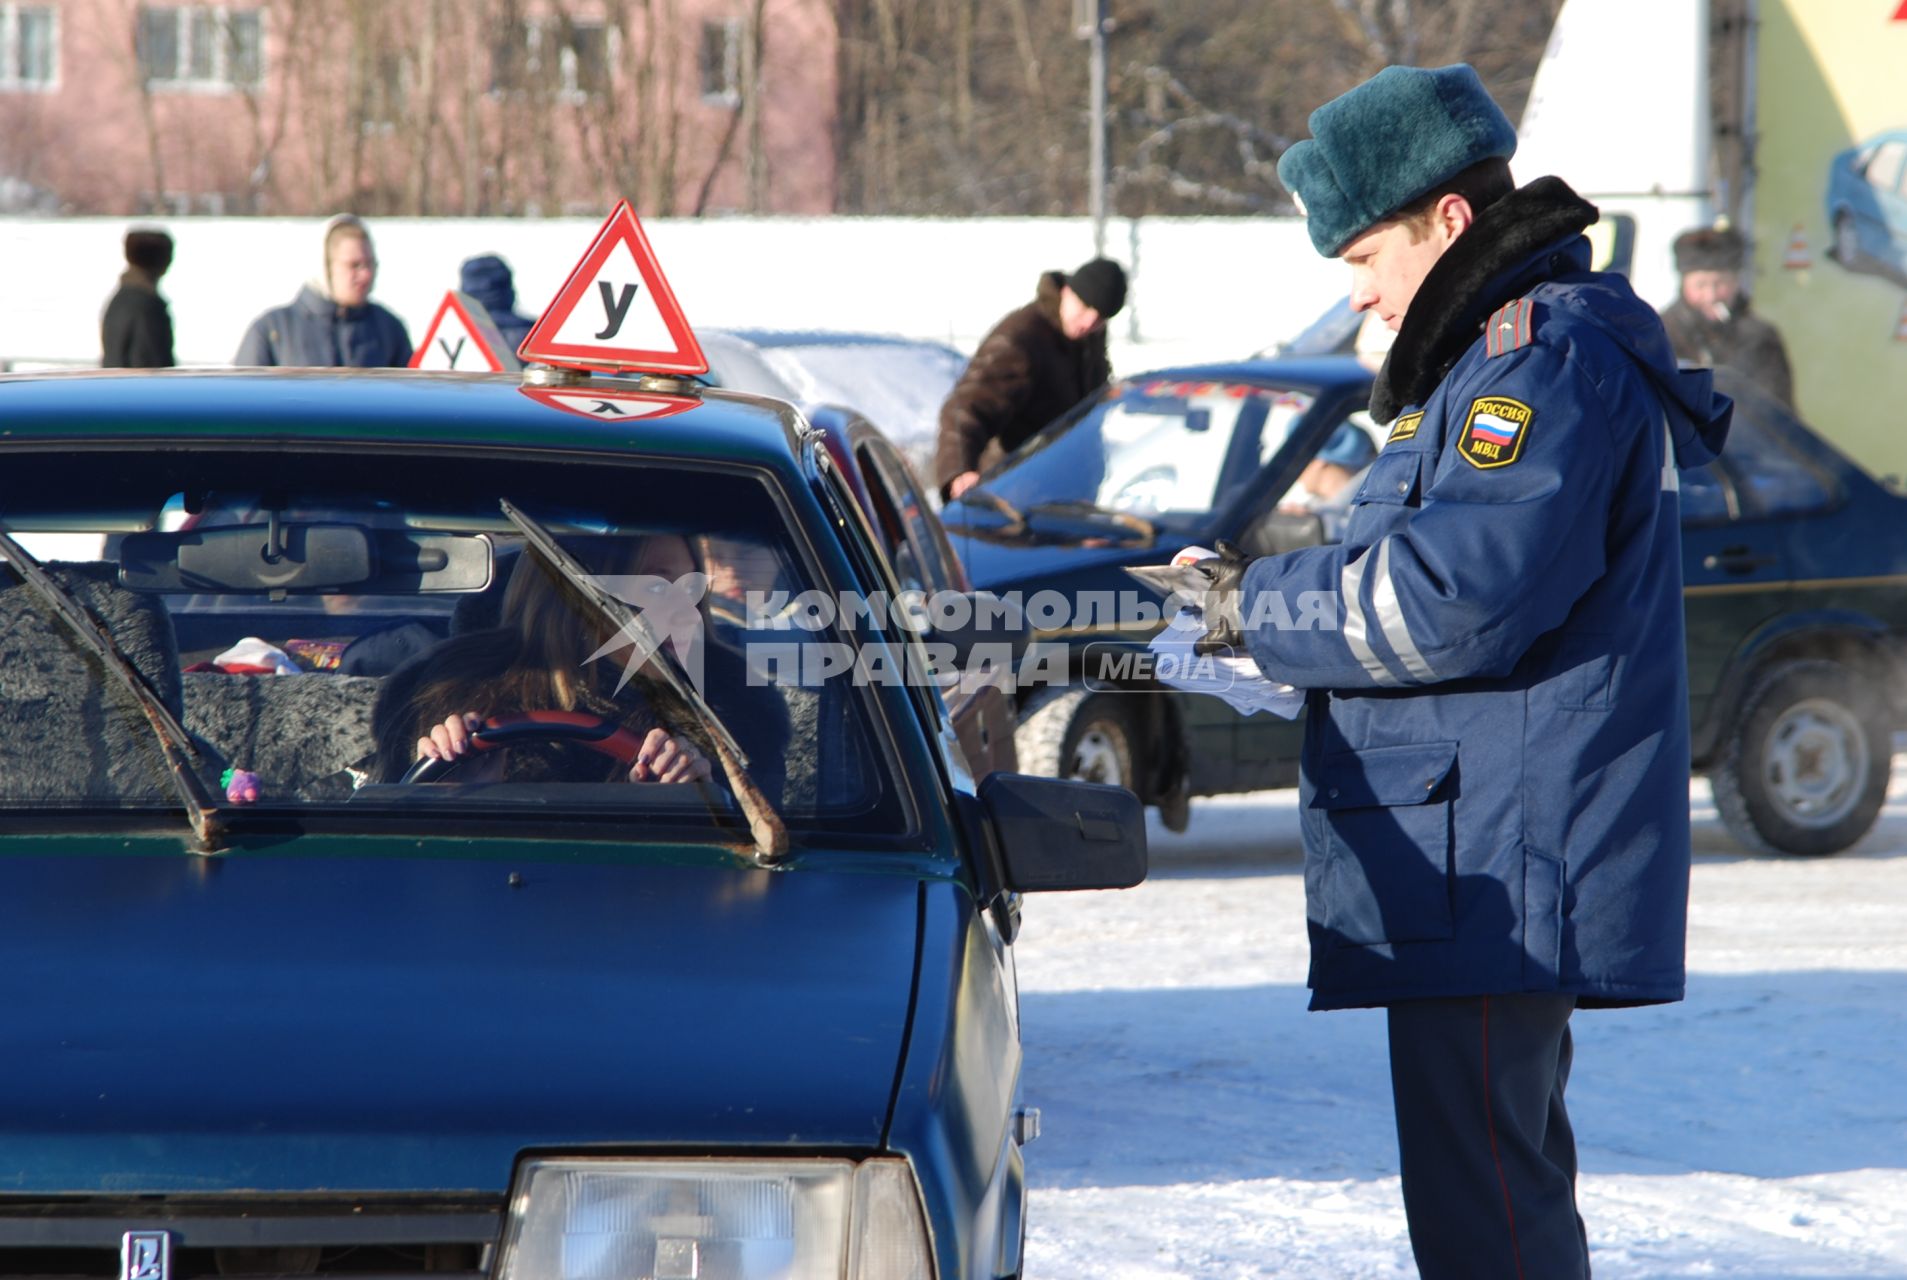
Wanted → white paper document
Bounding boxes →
[1146,607,1306,719]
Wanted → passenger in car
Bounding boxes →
[370,538,714,786]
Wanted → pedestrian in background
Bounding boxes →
[234,214,412,368]
[1660,224,1795,409]
[934,256,1127,501]
[458,253,536,353]
[100,227,176,369]
[1195,64,1731,1278]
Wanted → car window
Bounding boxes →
[1867,140,1907,192]
[1714,397,1835,519]
[1274,412,1382,543]
[977,378,1315,529]
[859,439,956,595]
[0,449,910,840]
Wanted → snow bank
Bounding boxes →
[0,215,1348,374]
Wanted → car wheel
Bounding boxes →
[1710,658,1892,856]
[1015,686,1137,792]
[1833,211,1860,267]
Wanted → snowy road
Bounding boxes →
[1015,771,1907,1278]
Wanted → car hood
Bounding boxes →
[952,526,1168,605]
[0,846,922,1193]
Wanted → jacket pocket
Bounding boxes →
[1312,740,1459,946]
[1350,448,1424,508]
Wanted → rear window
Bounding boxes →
[0,448,910,843]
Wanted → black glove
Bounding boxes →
[1190,539,1253,655]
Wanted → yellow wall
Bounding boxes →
[1752,0,1907,479]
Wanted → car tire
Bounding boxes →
[1710,658,1892,856]
[1015,686,1137,792]
[1833,211,1860,268]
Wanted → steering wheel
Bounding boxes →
[399,710,645,783]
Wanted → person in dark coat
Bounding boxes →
[101,228,176,369]
[1194,65,1731,1279]
[234,214,412,368]
[458,254,536,352]
[1659,224,1795,409]
[934,257,1126,501]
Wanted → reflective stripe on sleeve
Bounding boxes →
[1661,417,1679,493]
[1340,550,1402,686]
[1371,537,1436,682]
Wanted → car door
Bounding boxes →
[1678,396,1839,736]
[856,434,1018,778]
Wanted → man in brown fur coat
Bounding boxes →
[935,257,1127,501]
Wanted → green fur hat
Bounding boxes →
[1276,64,1518,258]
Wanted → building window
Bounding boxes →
[492,17,610,99]
[137,5,263,91]
[699,18,741,105]
[0,4,58,89]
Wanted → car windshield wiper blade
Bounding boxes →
[498,499,790,866]
[0,529,226,853]
[950,487,1027,536]
[1022,500,1158,542]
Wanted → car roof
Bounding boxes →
[0,368,809,470]
[715,329,964,356]
[1126,354,1374,390]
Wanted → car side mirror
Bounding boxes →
[933,589,1031,670]
[1238,510,1326,557]
[973,772,1147,892]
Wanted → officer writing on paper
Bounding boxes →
[1192,66,1731,1278]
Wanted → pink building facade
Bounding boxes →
[0,0,838,216]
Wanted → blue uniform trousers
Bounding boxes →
[1387,994,1588,1279]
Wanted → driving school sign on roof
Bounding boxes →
[410,291,521,372]
[516,201,709,376]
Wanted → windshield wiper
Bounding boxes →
[0,530,226,853]
[498,500,790,866]
[1022,500,1158,543]
[950,487,1027,536]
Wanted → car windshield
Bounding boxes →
[0,448,908,841]
[970,377,1316,530]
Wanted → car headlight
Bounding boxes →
[496,1156,935,1280]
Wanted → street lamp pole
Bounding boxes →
[1076,0,1108,255]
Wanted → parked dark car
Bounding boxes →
[1826,129,1907,286]
[0,367,1143,1280]
[943,356,1907,856]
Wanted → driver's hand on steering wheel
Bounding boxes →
[418,712,505,782]
[629,729,713,785]
[419,712,485,763]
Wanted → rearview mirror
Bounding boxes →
[975,772,1147,892]
[120,527,492,594]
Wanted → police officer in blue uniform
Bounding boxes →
[1198,66,1733,1277]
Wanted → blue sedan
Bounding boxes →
[1826,129,1907,285]
[0,368,1142,1280]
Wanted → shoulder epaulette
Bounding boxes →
[1484,297,1534,358]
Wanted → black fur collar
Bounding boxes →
[1369,176,1599,422]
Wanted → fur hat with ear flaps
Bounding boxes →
[1276,63,1518,258]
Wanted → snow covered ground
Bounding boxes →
[1014,769,1907,1278]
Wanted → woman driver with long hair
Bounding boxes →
[370,535,714,787]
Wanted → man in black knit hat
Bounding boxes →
[101,228,177,369]
[1660,224,1795,409]
[934,257,1127,501]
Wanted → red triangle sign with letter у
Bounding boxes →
[410,291,521,372]
[516,200,707,376]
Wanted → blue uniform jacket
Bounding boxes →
[1238,228,1731,1012]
